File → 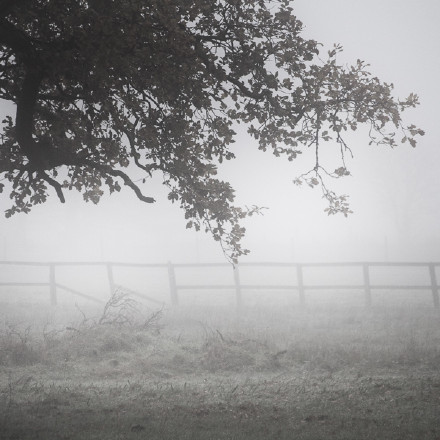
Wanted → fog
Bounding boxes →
[2,6,440,438]
[1,0,440,274]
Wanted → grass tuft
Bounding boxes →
[1,298,440,439]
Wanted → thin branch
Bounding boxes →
[109,168,155,203]
[38,170,65,203]
[121,125,155,176]
[82,160,155,203]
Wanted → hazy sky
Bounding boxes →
[1,0,439,264]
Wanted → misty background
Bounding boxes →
[1,0,439,265]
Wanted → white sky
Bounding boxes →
[1,0,440,264]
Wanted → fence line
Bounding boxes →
[0,261,439,308]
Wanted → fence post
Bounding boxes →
[296,264,305,306]
[106,263,115,296]
[428,264,439,309]
[363,263,372,307]
[233,265,242,307]
[49,263,57,306]
[168,261,178,306]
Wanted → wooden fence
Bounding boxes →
[0,261,439,308]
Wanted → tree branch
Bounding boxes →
[82,160,155,203]
[105,168,156,203]
[39,170,66,203]
[121,126,155,176]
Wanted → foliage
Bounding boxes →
[0,0,423,261]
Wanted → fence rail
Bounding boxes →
[0,261,439,308]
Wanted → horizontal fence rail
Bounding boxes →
[0,261,439,308]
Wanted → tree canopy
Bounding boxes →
[0,0,424,261]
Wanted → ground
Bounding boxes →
[0,293,440,439]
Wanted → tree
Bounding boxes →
[0,0,424,262]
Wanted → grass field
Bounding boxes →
[0,290,440,439]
